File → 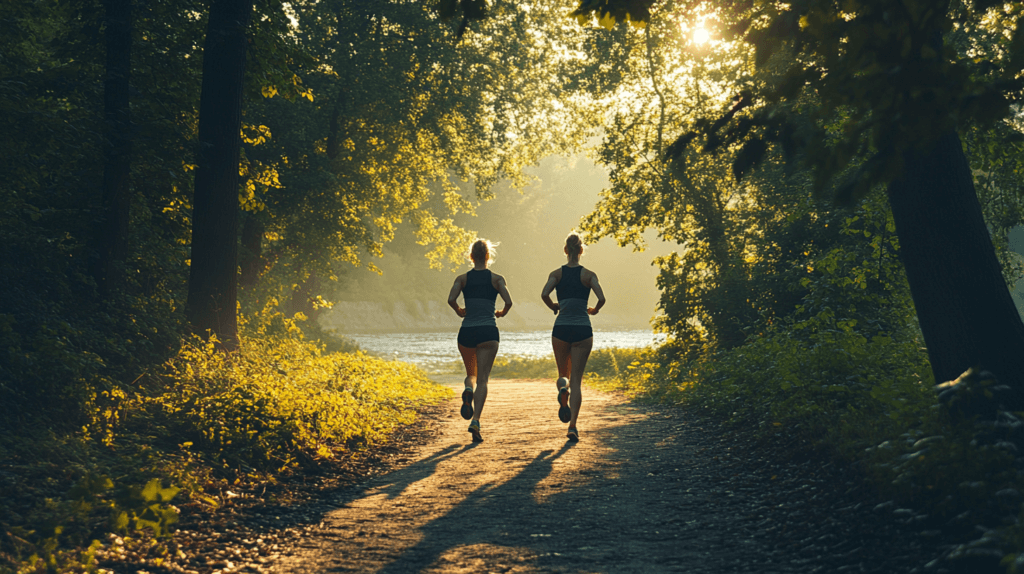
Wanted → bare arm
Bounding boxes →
[540,270,560,314]
[493,274,513,318]
[447,275,467,318]
[587,272,606,315]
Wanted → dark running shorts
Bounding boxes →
[458,325,500,348]
[552,325,593,344]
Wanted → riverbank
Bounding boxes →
[318,300,656,334]
[338,329,663,372]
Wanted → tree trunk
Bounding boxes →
[887,130,1024,406]
[186,0,253,349]
[95,0,132,296]
[239,214,265,289]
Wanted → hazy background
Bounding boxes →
[319,155,1024,335]
[320,154,675,334]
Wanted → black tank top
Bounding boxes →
[555,265,591,327]
[462,269,499,327]
[556,265,591,301]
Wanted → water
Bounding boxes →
[344,329,665,372]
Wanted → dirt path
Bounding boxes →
[273,379,939,573]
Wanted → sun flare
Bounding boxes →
[693,25,711,45]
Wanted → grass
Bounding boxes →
[433,346,652,382]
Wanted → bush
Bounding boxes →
[686,323,932,454]
[0,209,184,434]
[1,309,450,573]
[135,315,450,471]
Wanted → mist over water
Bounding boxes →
[320,155,676,333]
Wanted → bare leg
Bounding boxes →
[568,337,593,428]
[473,340,499,420]
[458,344,478,421]
[552,336,574,424]
[552,337,571,390]
[458,343,478,386]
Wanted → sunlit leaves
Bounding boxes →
[241,124,272,146]
[580,3,791,348]
[962,122,1024,289]
[571,0,656,29]
[668,0,1024,200]
[147,313,450,470]
[249,0,607,297]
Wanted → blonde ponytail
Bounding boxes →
[468,238,498,266]
[565,231,585,257]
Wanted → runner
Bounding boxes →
[540,231,606,441]
[447,238,513,442]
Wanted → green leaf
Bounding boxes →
[114,511,129,532]
[141,478,180,503]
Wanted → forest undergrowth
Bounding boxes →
[486,328,1024,572]
[0,311,449,574]
[580,332,1024,572]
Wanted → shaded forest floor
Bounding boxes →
[99,379,955,573]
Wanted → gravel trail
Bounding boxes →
[274,379,941,573]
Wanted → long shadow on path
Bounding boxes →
[368,443,472,501]
[373,444,575,573]
[280,381,938,573]
[283,383,782,574]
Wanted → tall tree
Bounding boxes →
[887,132,1024,396]
[574,0,1024,399]
[94,0,132,295]
[186,0,254,348]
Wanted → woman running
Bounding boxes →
[447,238,513,442]
[541,231,606,442]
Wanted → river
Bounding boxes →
[344,328,665,372]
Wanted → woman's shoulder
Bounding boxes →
[581,266,598,281]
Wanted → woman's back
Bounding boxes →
[554,265,592,326]
[462,269,499,327]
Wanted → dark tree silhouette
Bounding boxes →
[888,132,1024,405]
[95,0,132,295]
[239,214,265,289]
[186,0,253,349]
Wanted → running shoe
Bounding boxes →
[460,387,474,420]
[567,427,579,442]
[557,378,570,423]
[468,419,483,442]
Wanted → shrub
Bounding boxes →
[2,308,451,572]
[134,312,450,472]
